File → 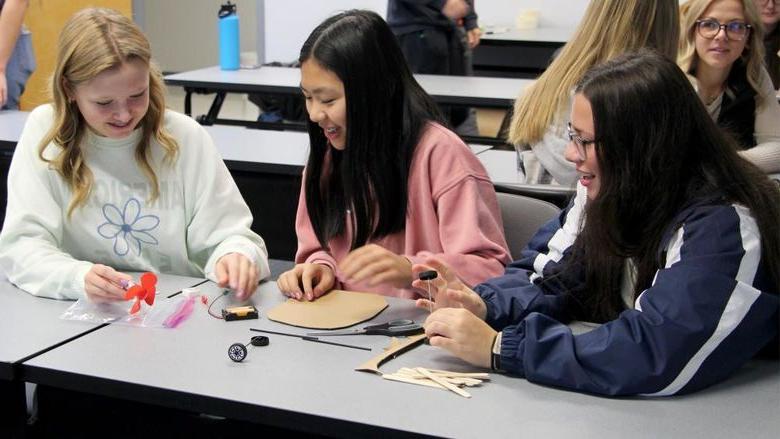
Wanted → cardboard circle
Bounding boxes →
[267,290,388,330]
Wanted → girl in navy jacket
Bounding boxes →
[413,49,780,396]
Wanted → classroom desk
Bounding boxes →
[0,110,27,149]
[475,26,574,78]
[0,110,27,228]
[164,66,531,145]
[0,274,205,437]
[206,124,491,174]
[21,280,780,439]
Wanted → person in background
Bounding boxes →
[0,8,270,300]
[680,0,780,173]
[509,0,679,185]
[386,0,480,134]
[753,0,780,88]
[0,0,35,110]
[412,50,780,397]
[277,10,510,301]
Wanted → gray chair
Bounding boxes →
[496,191,561,257]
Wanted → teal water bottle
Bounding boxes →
[218,1,240,70]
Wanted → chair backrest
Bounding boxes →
[493,183,575,209]
[496,192,561,257]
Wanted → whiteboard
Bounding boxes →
[263,0,386,63]
[262,0,589,63]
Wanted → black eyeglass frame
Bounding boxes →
[694,19,752,41]
[566,122,597,161]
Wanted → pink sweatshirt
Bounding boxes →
[294,123,511,298]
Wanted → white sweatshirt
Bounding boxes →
[0,105,270,299]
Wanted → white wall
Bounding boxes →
[139,0,589,71]
[138,0,258,72]
[262,0,588,63]
[263,0,386,63]
[476,0,588,28]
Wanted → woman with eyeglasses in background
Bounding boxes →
[680,0,780,173]
[753,0,780,89]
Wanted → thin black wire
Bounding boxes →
[207,290,231,319]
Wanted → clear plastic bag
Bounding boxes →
[60,294,196,328]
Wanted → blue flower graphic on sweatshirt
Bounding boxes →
[97,198,160,256]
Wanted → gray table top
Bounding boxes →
[22,280,780,438]
[165,66,532,107]
[205,124,490,168]
[0,274,203,380]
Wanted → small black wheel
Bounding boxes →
[250,335,270,346]
[228,343,247,362]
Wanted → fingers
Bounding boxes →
[244,261,259,297]
[301,264,316,301]
[415,298,435,311]
[302,264,335,301]
[311,266,335,300]
[339,244,379,279]
[277,266,304,299]
[423,308,495,368]
[236,256,258,300]
[84,264,128,302]
[276,264,334,301]
[348,258,393,284]
[424,312,453,338]
[341,245,411,288]
[215,256,230,288]
[216,253,259,301]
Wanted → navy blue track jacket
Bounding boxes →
[476,185,779,396]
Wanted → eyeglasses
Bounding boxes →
[566,122,596,161]
[695,19,752,41]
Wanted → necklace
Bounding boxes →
[701,86,724,106]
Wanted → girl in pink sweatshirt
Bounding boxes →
[276,10,511,300]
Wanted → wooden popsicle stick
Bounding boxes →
[444,377,483,387]
[416,367,471,398]
[382,374,446,389]
[396,368,489,381]
[426,369,490,379]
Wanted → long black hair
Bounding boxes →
[566,49,780,322]
[298,10,444,250]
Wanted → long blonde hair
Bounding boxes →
[678,0,766,107]
[509,0,679,147]
[38,7,178,217]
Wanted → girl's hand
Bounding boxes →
[424,307,497,369]
[276,263,335,301]
[215,252,259,301]
[84,264,132,302]
[339,244,413,288]
[411,258,487,319]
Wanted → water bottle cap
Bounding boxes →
[219,1,237,18]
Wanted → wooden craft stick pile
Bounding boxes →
[382,367,489,398]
